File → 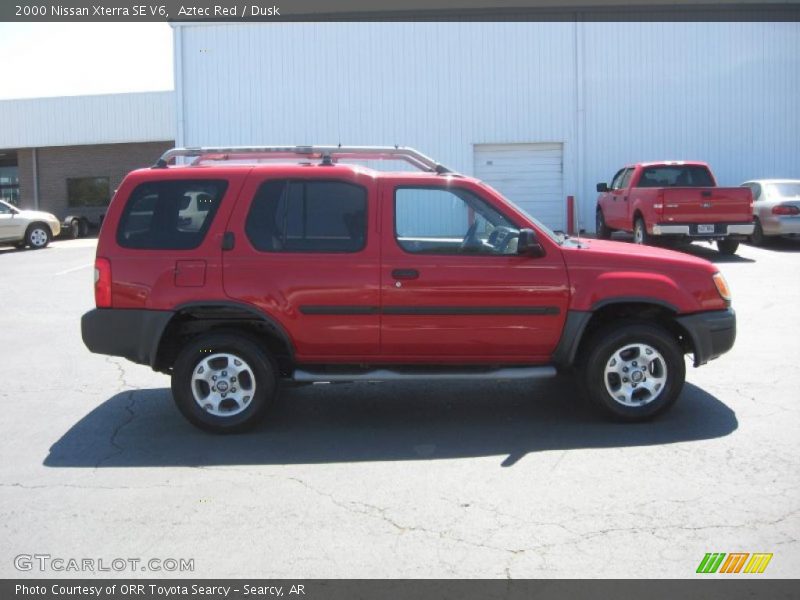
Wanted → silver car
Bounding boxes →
[0,200,61,249]
[740,179,800,245]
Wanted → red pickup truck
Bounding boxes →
[595,161,754,255]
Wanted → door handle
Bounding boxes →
[392,269,419,280]
[623,196,628,201]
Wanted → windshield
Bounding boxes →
[0,200,16,214]
[766,182,800,198]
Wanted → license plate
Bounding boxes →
[698,224,715,234]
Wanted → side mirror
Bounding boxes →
[517,228,545,258]
[596,182,609,193]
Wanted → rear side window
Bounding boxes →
[245,179,367,253]
[636,166,714,188]
[117,180,227,250]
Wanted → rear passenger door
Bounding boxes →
[223,171,380,361]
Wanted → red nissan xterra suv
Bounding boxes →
[82,146,736,433]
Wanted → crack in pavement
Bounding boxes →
[94,391,138,468]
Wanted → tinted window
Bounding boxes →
[68,177,110,207]
[117,180,227,250]
[395,186,520,255]
[245,179,367,253]
[609,169,626,190]
[636,166,714,188]
[618,168,634,189]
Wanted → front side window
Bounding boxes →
[245,179,367,253]
[117,179,227,250]
[67,177,110,207]
[395,186,520,255]
[618,168,634,189]
[609,169,626,190]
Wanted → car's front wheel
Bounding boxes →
[25,223,51,249]
[581,322,685,421]
[171,332,277,433]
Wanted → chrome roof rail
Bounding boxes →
[153,145,454,174]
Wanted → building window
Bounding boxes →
[67,177,111,207]
[0,165,19,206]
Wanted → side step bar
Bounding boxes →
[292,366,557,383]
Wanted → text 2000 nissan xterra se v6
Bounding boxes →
[82,146,736,432]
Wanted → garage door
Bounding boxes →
[473,143,564,231]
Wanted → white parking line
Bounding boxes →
[55,263,92,276]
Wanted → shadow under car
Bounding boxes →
[45,379,738,469]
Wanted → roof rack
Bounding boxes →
[153,145,454,174]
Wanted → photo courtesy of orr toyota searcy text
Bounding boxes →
[15,584,299,597]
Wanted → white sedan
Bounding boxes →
[740,179,800,245]
[0,200,62,249]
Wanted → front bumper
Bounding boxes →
[48,220,61,237]
[651,222,754,237]
[675,308,736,367]
[81,308,174,367]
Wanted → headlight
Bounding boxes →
[712,272,731,303]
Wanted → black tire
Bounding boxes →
[25,223,51,249]
[750,219,767,246]
[595,208,612,240]
[716,238,740,255]
[171,332,277,433]
[69,219,81,239]
[632,216,650,246]
[580,321,685,421]
[78,219,90,237]
[14,241,26,249]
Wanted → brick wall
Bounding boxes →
[17,141,173,216]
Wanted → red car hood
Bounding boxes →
[560,238,717,275]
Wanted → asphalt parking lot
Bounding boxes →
[1,237,798,578]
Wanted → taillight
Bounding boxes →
[94,257,112,308]
[772,205,800,216]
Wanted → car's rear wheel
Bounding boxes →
[69,219,81,239]
[632,217,650,245]
[716,238,740,255]
[171,332,277,433]
[581,321,685,421]
[596,208,612,240]
[26,224,51,249]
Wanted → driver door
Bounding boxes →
[379,179,569,362]
[604,167,632,228]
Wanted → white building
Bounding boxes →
[0,92,174,220]
[172,20,800,232]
